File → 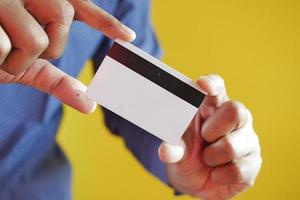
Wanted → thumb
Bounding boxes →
[158,140,186,164]
[69,0,136,42]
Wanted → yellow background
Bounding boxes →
[58,0,300,199]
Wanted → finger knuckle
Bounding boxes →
[45,48,63,60]
[50,75,67,96]
[202,147,215,166]
[26,33,49,55]
[231,163,242,182]
[203,137,234,166]
[0,39,11,59]
[224,100,245,124]
[244,156,262,187]
[61,1,75,21]
[222,136,235,160]
[257,156,263,168]
[245,180,255,187]
[252,132,260,150]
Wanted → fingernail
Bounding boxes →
[89,101,97,113]
[167,140,185,163]
[121,24,136,41]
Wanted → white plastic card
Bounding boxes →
[86,40,205,144]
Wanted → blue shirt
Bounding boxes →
[0,1,167,199]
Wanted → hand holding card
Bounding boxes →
[86,40,205,144]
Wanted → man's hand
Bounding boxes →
[158,75,262,200]
[0,0,136,113]
[0,59,96,113]
[0,0,136,75]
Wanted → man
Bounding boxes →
[0,0,262,199]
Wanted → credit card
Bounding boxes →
[86,40,205,144]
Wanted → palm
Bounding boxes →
[161,72,260,199]
[166,115,247,200]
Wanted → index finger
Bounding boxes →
[10,59,96,114]
[69,0,136,42]
[196,74,229,119]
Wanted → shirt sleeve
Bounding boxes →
[91,0,168,184]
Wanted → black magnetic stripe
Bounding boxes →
[107,42,205,108]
